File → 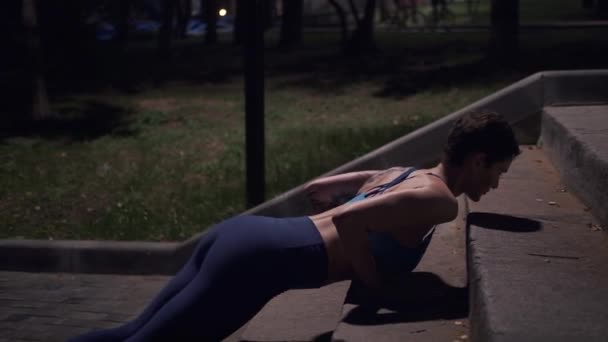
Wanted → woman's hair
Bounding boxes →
[443,111,521,166]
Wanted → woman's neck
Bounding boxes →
[429,162,464,197]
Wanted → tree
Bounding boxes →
[328,0,349,50]
[23,0,50,121]
[279,0,303,48]
[115,0,132,49]
[489,0,519,65]
[597,0,608,19]
[37,0,89,76]
[582,0,594,9]
[176,0,192,38]
[233,0,246,44]
[204,0,218,44]
[158,0,175,60]
[348,0,378,52]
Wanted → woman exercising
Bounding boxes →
[70,111,520,341]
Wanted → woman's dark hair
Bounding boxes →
[443,111,521,166]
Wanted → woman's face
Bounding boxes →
[466,155,512,202]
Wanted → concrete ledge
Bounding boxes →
[541,105,608,230]
[467,147,608,342]
[0,239,183,275]
[542,70,608,106]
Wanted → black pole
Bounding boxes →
[244,0,265,207]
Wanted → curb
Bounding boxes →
[0,236,199,275]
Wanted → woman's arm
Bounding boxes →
[333,211,380,289]
[304,170,381,213]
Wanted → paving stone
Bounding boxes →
[0,271,169,341]
[241,281,351,341]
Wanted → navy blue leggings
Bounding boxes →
[69,215,328,341]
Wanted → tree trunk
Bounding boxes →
[328,0,349,50]
[159,0,174,60]
[489,0,519,65]
[116,0,131,48]
[37,1,88,77]
[176,0,191,38]
[233,0,246,45]
[347,0,361,25]
[204,0,218,44]
[596,0,608,19]
[378,0,391,22]
[349,0,377,53]
[279,0,303,48]
[582,0,594,9]
[1,1,24,126]
[23,0,50,121]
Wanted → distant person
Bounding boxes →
[69,111,520,341]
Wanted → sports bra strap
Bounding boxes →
[364,167,417,198]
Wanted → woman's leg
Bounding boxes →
[68,229,219,342]
[125,227,287,341]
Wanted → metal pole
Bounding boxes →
[244,0,265,207]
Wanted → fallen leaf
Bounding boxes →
[454,321,463,326]
[410,329,426,334]
[589,223,603,231]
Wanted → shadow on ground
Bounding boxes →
[342,272,468,325]
[1,100,136,142]
[468,212,543,232]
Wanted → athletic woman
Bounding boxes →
[70,111,520,341]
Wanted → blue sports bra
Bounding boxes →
[346,167,436,279]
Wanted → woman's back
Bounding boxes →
[309,167,450,283]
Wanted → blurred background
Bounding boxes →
[1,0,607,242]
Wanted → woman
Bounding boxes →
[70,111,520,341]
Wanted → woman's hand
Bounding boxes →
[353,257,381,291]
[305,182,354,213]
[304,170,380,214]
[332,210,382,291]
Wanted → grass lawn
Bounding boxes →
[2,26,607,241]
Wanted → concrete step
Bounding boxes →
[467,146,608,342]
[541,105,608,230]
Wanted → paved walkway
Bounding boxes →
[0,272,169,342]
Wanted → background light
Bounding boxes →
[219,9,227,16]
